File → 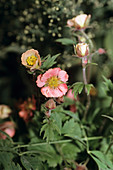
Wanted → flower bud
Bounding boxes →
[67,14,91,30]
[76,43,89,58]
[56,96,64,104]
[0,105,12,119]
[98,48,106,55]
[76,164,87,170]
[45,99,56,110]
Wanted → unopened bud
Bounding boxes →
[67,14,91,30]
[45,99,56,110]
[98,48,106,54]
[76,43,89,58]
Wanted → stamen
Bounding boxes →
[26,55,37,66]
[46,76,60,88]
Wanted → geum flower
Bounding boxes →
[36,68,68,98]
[21,49,41,71]
[18,96,36,123]
[67,14,91,30]
[0,121,15,140]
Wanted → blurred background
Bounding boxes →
[0,0,113,107]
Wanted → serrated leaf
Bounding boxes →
[56,38,76,45]
[85,84,94,95]
[21,155,43,170]
[61,119,81,136]
[72,82,84,98]
[51,112,62,134]
[0,152,22,170]
[61,143,80,160]
[41,53,60,69]
[40,120,60,142]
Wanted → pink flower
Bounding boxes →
[36,68,68,98]
[21,49,41,71]
[0,105,12,119]
[19,110,33,122]
[18,96,36,122]
[75,43,89,58]
[0,121,15,139]
[67,14,91,30]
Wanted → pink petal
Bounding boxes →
[58,84,68,95]
[41,86,64,98]
[4,128,15,138]
[66,89,75,100]
[58,70,68,82]
[41,68,61,82]
[36,74,45,87]
[41,87,53,97]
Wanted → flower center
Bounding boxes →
[46,76,60,88]
[26,55,37,66]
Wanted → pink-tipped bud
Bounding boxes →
[76,43,89,58]
[98,48,106,54]
[67,14,91,30]
[45,99,56,110]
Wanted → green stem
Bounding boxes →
[82,136,103,141]
[105,141,113,154]
[13,139,72,150]
[80,30,94,51]
[82,66,91,120]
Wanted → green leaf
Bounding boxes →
[56,38,76,45]
[85,84,94,95]
[72,82,84,98]
[102,75,113,97]
[102,115,113,121]
[90,154,107,170]
[51,111,62,134]
[21,155,44,170]
[61,109,79,121]
[0,152,22,170]
[28,144,62,168]
[90,150,113,170]
[60,143,80,160]
[40,119,61,142]
[41,53,60,69]
[62,119,81,137]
